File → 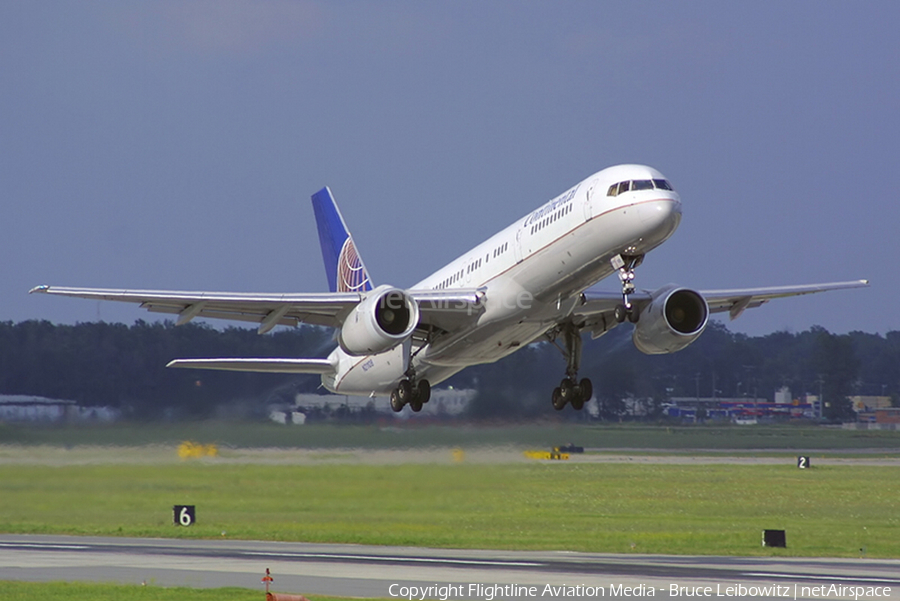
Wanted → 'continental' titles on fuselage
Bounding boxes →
[523,184,580,227]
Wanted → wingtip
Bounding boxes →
[29,285,50,294]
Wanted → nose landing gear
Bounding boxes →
[612,253,643,324]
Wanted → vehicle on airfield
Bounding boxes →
[32,164,868,413]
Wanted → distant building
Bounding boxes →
[851,396,897,425]
[849,395,892,413]
[0,395,120,423]
[664,387,821,422]
[0,395,75,422]
[267,388,477,423]
[418,388,476,417]
[664,397,769,421]
[872,408,900,424]
[774,386,792,404]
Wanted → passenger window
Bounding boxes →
[632,180,653,191]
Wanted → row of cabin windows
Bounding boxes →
[433,242,511,290]
[436,268,466,290]
[530,202,573,235]
[607,179,673,196]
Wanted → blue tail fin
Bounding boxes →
[311,187,373,293]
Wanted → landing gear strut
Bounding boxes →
[549,323,593,411]
[612,253,643,324]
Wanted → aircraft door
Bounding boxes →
[514,228,524,263]
[583,179,598,221]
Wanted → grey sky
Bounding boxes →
[2,2,896,335]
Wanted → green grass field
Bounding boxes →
[1,459,897,557]
[2,420,900,450]
[0,581,387,601]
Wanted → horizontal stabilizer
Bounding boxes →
[166,357,335,374]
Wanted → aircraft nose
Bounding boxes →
[639,198,681,228]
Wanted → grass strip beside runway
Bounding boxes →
[0,582,385,601]
[3,421,900,450]
[0,461,897,557]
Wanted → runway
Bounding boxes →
[1,535,898,600]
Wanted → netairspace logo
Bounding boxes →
[388,582,894,600]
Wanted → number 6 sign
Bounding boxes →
[173,505,195,526]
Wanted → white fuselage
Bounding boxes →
[322,164,682,396]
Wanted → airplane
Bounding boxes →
[31,164,868,412]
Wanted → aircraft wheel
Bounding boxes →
[614,304,627,324]
[571,392,585,411]
[579,378,593,403]
[628,308,640,323]
[415,379,431,404]
[397,379,412,403]
[559,378,575,401]
[410,399,423,412]
[390,389,404,412]
[552,387,566,410]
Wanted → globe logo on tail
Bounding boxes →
[337,237,371,292]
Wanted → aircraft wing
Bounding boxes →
[28,285,483,335]
[699,279,869,320]
[574,279,868,338]
[165,357,336,374]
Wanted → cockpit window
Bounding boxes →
[607,178,675,196]
[632,179,653,191]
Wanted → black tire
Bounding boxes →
[571,394,585,411]
[415,379,431,404]
[410,399,423,412]
[579,378,593,403]
[628,308,640,323]
[614,304,627,323]
[559,378,574,400]
[397,379,412,402]
[552,387,566,410]
[390,389,404,412]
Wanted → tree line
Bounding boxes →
[456,322,900,421]
[0,320,332,418]
[1,319,898,420]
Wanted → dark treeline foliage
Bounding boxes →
[452,322,900,421]
[0,320,333,418]
[2,319,899,421]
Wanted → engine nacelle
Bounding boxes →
[632,285,708,354]
[338,285,419,356]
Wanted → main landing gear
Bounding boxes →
[549,322,593,411]
[389,377,431,413]
[548,253,646,410]
[612,253,644,324]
